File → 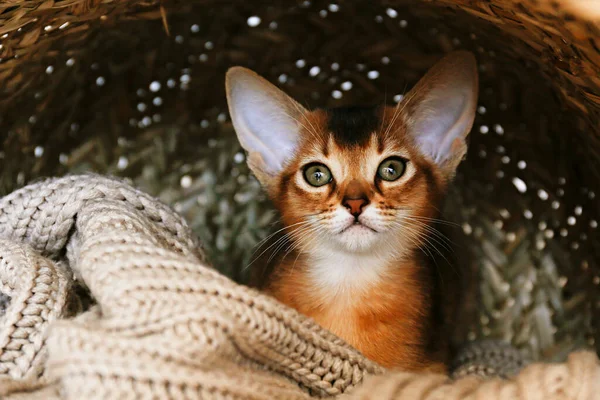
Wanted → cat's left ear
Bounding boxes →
[401,51,479,178]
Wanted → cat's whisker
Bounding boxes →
[392,214,456,244]
[273,221,327,259]
[244,222,315,271]
[389,221,436,261]
[266,224,316,264]
[401,223,436,257]
[247,210,333,271]
[394,218,454,254]
[287,224,325,252]
[395,217,460,276]
[387,207,460,228]
[391,218,452,261]
[249,225,310,267]
[407,227,453,266]
[285,226,325,267]
[379,235,411,261]
[375,218,421,260]
[252,210,330,253]
[401,219,454,249]
[252,220,311,252]
[278,225,327,276]
[406,215,460,228]
[244,235,289,272]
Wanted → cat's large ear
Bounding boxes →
[226,67,308,186]
[401,51,478,178]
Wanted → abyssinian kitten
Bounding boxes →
[225,51,478,372]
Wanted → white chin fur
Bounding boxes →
[336,224,379,252]
[303,207,412,294]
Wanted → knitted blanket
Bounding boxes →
[0,175,597,399]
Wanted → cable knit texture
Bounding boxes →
[0,175,597,399]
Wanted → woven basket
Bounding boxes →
[0,0,598,365]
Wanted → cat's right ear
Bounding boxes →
[400,51,478,179]
[226,67,308,186]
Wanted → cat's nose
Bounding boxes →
[343,198,368,216]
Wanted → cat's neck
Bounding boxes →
[263,239,426,309]
[305,246,397,300]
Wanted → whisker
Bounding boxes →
[395,217,460,276]
[388,207,460,228]
[390,221,436,261]
[252,220,310,252]
[244,223,315,271]
[392,218,453,257]
[284,225,327,275]
[266,224,315,263]
[408,215,460,228]
[400,219,455,249]
[394,218,454,253]
[252,210,329,254]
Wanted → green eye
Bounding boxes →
[377,157,406,182]
[303,163,332,187]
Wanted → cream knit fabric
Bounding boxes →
[0,175,597,400]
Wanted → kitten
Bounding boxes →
[225,51,478,371]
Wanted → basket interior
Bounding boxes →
[0,0,598,363]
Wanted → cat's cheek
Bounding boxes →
[357,208,387,232]
[322,209,345,232]
[283,182,334,222]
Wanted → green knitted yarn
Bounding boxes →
[451,340,530,379]
[0,294,9,315]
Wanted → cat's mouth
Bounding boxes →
[339,220,378,234]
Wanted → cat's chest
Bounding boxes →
[267,254,432,368]
[304,261,419,341]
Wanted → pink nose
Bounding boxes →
[343,198,368,216]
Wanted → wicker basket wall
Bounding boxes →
[0,0,598,364]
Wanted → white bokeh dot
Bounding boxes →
[247,16,261,27]
[309,66,321,76]
[149,81,161,92]
[341,81,353,91]
[367,70,380,79]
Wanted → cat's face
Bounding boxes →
[269,106,446,254]
[226,52,478,257]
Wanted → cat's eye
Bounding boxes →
[377,157,406,182]
[303,163,332,187]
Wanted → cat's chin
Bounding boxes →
[334,223,379,252]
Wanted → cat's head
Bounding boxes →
[226,52,478,256]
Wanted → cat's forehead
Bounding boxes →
[301,106,412,158]
[326,106,382,147]
[292,107,417,181]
